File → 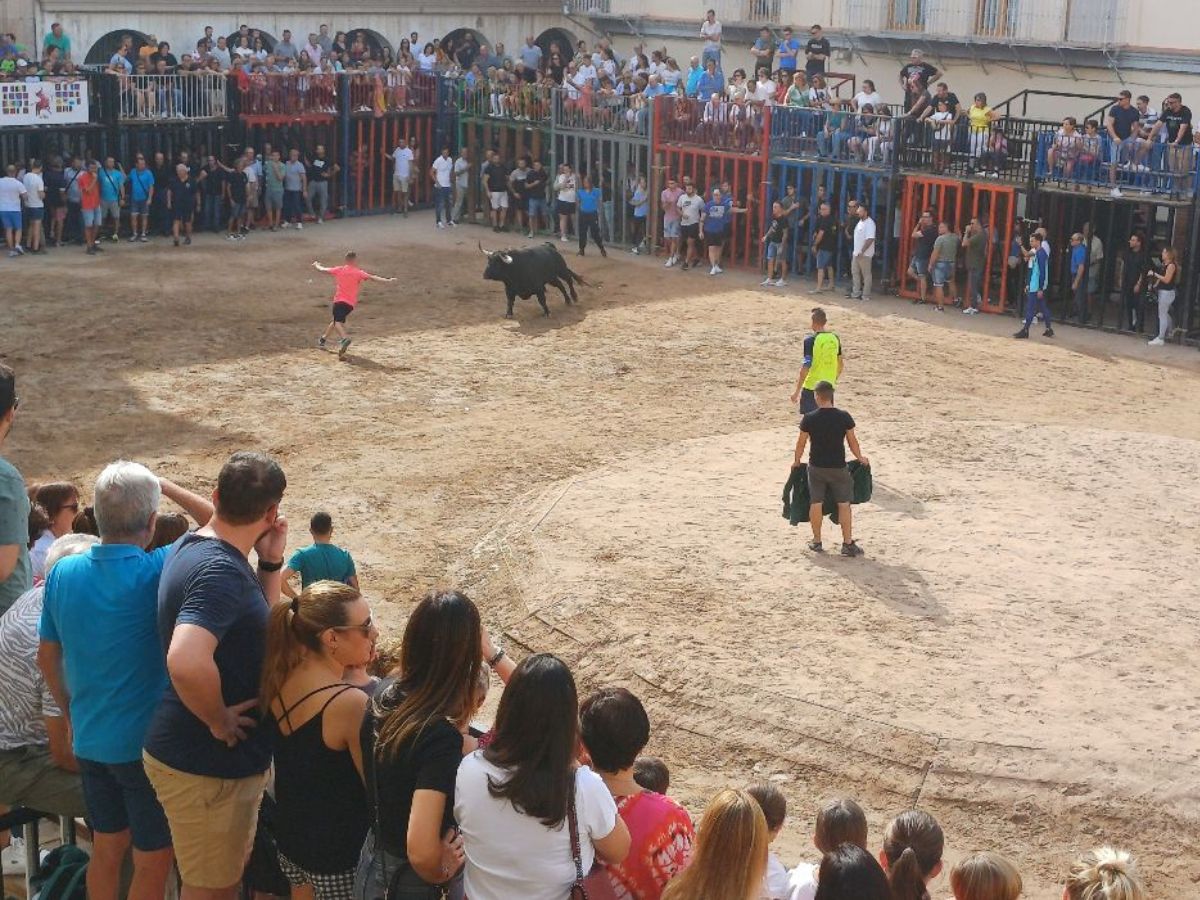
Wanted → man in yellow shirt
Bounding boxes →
[789,307,843,422]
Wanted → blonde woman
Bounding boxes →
[260,581,377,900]
[1063,847,1145,900]
[951,852,1022,900]
[1147,245,1178,345]
[661,789,768,900]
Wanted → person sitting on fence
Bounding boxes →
[1077,119,1103,182]
[1046,117,1083,180]
[927,99,955,173]
[977,125,1008,177]
[848,106,877,162]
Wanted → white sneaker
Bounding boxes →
[709,265,719,276]
[1110,187,1123,198]
[527,231,535,238]
[560,235,569,242]
[436,221,445,229]
[128,235,138,243]
[760,276,773,286]
[281,222,291,229]
[713,265,723,274]
[664,256,675,268]
[774,279,788,287]
[450,220,458,227]
[1148,337,1165,346]
[630,246,639,254]
[296,222,303,230]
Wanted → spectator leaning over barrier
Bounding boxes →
[0,533,97,824]
[1157,92,1194,195]
[143,451,288,900]
[580,687,694,899]
[39,462,213,900]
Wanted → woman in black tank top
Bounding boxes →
[260,581,379,899]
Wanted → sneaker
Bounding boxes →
[92,243,104,252]
[85,246,96,255]
[227,233,239,240]
[337,337,352,359]
[631,247,640,255]
[129,235,138,243]
[450,221,458,227]
[314,218,323,225]
[296,223,303,230]
[173,238,180,247]
[269,225,277,232]
[807,540,824,553]
[713,265,722,274]
[317,337,327,349]
[281,222,291,229]
[1148,337,1165,346]
[109,233,118,242]
[600,248,607,258]
[1043,327,1054,338]
[664,257,676,268]
[680,261,690,271]
[183,236,191,245]
[849,293,862,300]
[962,307,978,315]
[774,279,788,287]
[760,276,773,286]
[560,234,568,242]
[7,250,18,258]
[1013,328,1029,339]
[1110,187,1123,198]
[436,221,445,229]
[840,541,864,558]
[710,265,719,276]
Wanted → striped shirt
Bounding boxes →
[0,587,61,749]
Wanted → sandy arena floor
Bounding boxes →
[6,214,1199,897]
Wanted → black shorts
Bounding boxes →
[798,388,818,419]
[555,200,575,217]
[172,203,193,221]
[807,465,853,504]
[332,301,354,323]
[704,232,725,249]
[681,223,700,241]
[511,195,528,212]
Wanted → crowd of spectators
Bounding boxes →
[0,361,1157,900]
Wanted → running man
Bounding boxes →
[792,380,869,557]
[789,307,843,420]
[312,252,396,358]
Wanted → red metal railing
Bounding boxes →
[239,72,339,118]
[346,71,439,114]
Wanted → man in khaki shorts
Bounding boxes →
[143,452,288,899]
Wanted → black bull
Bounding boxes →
[480,242,588,318]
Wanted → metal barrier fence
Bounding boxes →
[770,107,901,168]
[346,71,439,115]
[1034,131,1199,198]
[551,88,653,137]
[895,115,1049,185]
[459,118,553,224]
[655,95,769,156]
[767,159,895,284]
[458,80,553,123]
[239,73,339,119]
[553,132,652,248]
[114,73,229,121]
[345,113,436,214]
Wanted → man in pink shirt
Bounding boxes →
[660,176,683,268]
[312,251,396,358]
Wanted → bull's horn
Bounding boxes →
[499,253,513,264]
[478,241,491,255]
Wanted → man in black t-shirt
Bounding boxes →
[201,156,225,233]
[305,144,338,223]
[900,49,941,112]
[1106,90,1141,177]
[909,209,937,304]
[1158,92,1194,194]
[804,24,830,78]
[794,381,869,556]
[482,150,510,232]
[224,159,249,238]
[524,159,549,237]
[811,202,837,293]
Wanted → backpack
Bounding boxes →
[30,844,89,900]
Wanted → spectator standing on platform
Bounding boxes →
[43,23,71,60]
[0,164,27,258]
[1014,232,1053,339]
[1105,90,1140,195]
[700,9,722,71]
[143,452,288,900]
[40,464,213,900]
[282,511,358,599]
[899,49,941,113]
[777,27,800,76]
[21,159,45,254]
[1158,92,1193,195]
[851,203,875,302]
[805,25,830,78]
[750,27,774,78]
[0,365,30,617]
[0,534,96,823]
[128,154,154,242]
[276,30,298,61]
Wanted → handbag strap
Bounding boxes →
[566,771,586,887]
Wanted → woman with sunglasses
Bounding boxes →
[260,580,378,900]
[29,482,80,581]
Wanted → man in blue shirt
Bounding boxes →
[98,156,126,242]
[685,56,703,97]
[281,511,358,598]
[701,187,745,275]
[696,59,724,103]
[128,155,155,242]
[39,462,213,900]
[1015,232,1053,339]
[777,26,801,75]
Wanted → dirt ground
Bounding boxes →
[6,214,1199,898]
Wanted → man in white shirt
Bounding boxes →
[242,147,259,225]
[388,138,416,216]
[851,205,876,301]
[676,181,705,270]
[700,9,722,71]
[451,147,471,225]
[0,164,27,257]
[574,59,597,89]
[209,36,232,70]
[852,80,884,112]
[304,34,322,67]
[21,159,45,253]
[431,146,455,229]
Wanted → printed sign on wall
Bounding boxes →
[0,80,88,126]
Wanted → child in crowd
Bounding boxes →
[880,810,944,900]
[746,783,789,900]
[789,797,869,900]
[633,756,670,793]
[1063,847,1145,900]
[950,851,1022,900]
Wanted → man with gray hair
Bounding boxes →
[0,534,97,823]
[39,463,212,900]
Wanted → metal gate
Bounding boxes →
[343,113,436,215]
[0,125,111,167]
[459,118,552,225]
[897,175,1019,312]
[768,159,895,283]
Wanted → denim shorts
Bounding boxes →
[0,210,21,230]
[815,249,833,270]
[130,199,149,215]
[931,259,954,287]
[229,202,246,219]
[527,197,547,218]
[766,241,783,260]
[26,207,44,221]
[663,219,680,238]
[78,758,172,850]
[910,255,929,277]
[81,207,102,227]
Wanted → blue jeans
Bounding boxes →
[354,831,462,900]
[283,189,303,223]
[701,47,721,70]
[434,185,452,223]
[78,758,171,851]
[1024,291,1051,327]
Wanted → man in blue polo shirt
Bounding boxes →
[128,154,155,242]
[98,156,126,242]
[39,462,212,900]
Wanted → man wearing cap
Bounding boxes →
[789,307,844,421]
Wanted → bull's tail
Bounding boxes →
[566,267,589,287]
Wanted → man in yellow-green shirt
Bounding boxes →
[789,307,843,423]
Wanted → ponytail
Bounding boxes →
[889,847,930,900]
[259,580,361,713]
[882,810,944,900]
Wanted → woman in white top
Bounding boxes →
[455,654,630,900]
[752,67,775,105]
[660,57,682,88]
[29,482,80,581]
[852,80,883,112]
[416,42,437,73]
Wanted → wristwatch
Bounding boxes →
[487,648,506,668]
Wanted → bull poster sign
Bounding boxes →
[0,79,88,126]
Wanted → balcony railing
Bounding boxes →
[457,80,552,123]
[113,73,229,122]
[656,95,767,156]
[551,87,653,136]
[1035,131,1198,197]
[771,106,903,166]
[238,72,339,118]
[346,71,439,114]
[832,0,1126,46]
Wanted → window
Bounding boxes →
[888,0,926,31]
[976,0,1020,38]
